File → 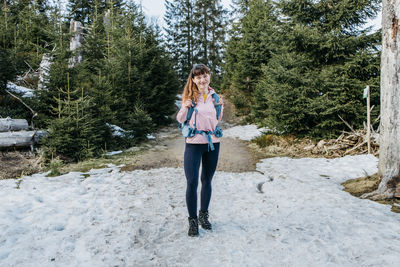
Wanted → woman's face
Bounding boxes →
[192,73,210,91]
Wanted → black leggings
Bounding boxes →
[184,143,220,218]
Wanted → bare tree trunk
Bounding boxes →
[363,0,400,200]
[38,54,52,90]
[68,20,84,68]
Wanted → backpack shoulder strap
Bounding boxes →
[185,100,196,122]
[212,93,221,120]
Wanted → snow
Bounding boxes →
[104,151,122,156]
[6,82,34,98]
[105,123,132,138]
[146,134,156,140]
[175,94,182,109]
[223,124,268,141]
[1,154,400,266]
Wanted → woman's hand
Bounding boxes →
[183,99,193,108]
[218,95,224,106]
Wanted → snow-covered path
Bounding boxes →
[1,154,400,266]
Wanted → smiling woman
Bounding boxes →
[176,64,224,237]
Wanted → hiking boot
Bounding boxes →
[199,210,212,230]
[188,217,199,237]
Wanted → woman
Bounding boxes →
[176,64,224,237]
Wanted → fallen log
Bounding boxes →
[0,118,29,132]
[0,131,36,148]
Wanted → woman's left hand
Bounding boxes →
[218,95,224,106]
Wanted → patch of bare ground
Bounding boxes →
[249,132,379,159]
[341,174,400,213]
[0,150,44,179]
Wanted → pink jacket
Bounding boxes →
[176,88,223,144]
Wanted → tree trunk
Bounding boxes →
[68,20,84,68]
[0,119,29,132]
[38,53,52,90]
[363,0,400,200]
[0,131,35,148]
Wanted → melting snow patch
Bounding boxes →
[223,124,269,141]
[1,155,399,266]
[105,151,123,156]
[7,82,34,98]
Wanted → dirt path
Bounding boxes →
[121,96,259,173]
[121,123,259,173]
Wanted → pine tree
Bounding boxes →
[8,0,54,73]
[67,0,124,24]
[193,0,227,86]
[253,0,381,138]
[112,4,179,129]
[44,86,104,161]
[164,0,196,85]
[164,0,227,87]
[0,0,15,92]
[223,0,276,116]
[0,0,54,119]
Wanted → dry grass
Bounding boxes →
[342,173,380,197]
[250,134,322,159]
[250,132,379,159]
[341,174,400,213]
[0,150,45,179]
[57,149,146,175]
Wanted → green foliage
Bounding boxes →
[222,0,276,115]
[34,1,178,161]
[44,86,106,162]
[253,134,276,148]
[67,0,124,24]
[126,104,155,143]
[164,0,227,87]
[0,47,15,94]
[7,0,54,74]
[47,157,63,177]
[234,0,382,138]
[110,6,179,127]
[164,0,196,85]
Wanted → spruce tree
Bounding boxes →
[44,86,104,161]
[253,0,381,138]
[0,0,15,92]
[222,0,276,115]
[164,0,227,87]
[164,0,196,85]
[112,4,179,129]
[193,0,227,87]
[67,0,124,24]
[8,0,53,73]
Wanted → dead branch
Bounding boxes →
[5,90,37,128]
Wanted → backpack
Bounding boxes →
[178,93,223,151]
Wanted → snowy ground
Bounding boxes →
[223,124,268,141]
[1,155,400,266]
[1,125,400,266]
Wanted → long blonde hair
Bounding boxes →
[182,64,210,103]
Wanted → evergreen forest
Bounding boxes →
[0,0,381,162]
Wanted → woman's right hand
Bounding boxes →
[182,100,193,108]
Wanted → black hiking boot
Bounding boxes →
[198,210,212,230]
[188,217,199,237]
